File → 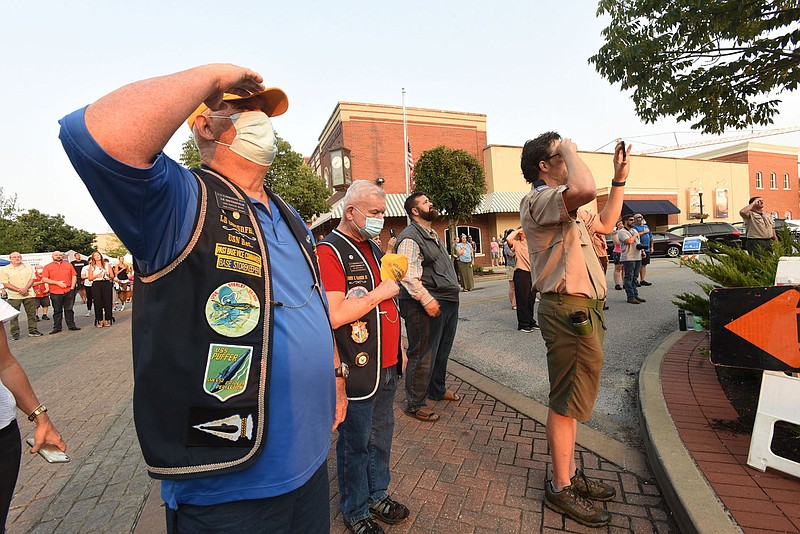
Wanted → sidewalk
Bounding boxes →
[136,361,677,534]
[642,331,800,534]
[8,312,798,533]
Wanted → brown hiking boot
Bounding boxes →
[545,481,611,528]
[571,469,616,501]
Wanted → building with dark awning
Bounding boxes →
[621,200,681,216]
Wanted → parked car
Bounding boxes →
[733,219,800,247]
[666,222,742,248]
[604,231,685,258]
[649,231,686,257]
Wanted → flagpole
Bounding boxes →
[402,88,409,196]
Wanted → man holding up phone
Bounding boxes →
[520,133,630,527]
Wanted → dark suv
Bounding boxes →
[667,222,742,248]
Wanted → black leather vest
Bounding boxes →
[132,168,321,480]
[318,230,387,400]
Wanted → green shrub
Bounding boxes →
[673,228,800,328]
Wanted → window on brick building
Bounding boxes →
[784,173,790,189]
[755,172,762,189]
[770,173,777,189]
[785,211,792,219]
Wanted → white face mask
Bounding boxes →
[353,207,384,239]
[211,111,278,167]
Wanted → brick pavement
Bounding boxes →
[7,316,150,534]
[8,310,678,533]
[662,332,800,534]
[328,376,676,533]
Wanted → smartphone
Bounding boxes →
[389,229,396,238]
[620,140,626,161]
[26,438,69,463]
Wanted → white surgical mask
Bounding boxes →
[211,111,278,167]
[353,207,384,239]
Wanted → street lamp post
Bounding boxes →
[698,190,704,220]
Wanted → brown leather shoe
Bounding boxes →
[545,481,611,528]
[571,469,616,501]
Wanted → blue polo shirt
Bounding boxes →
[59,108,335,508]
[633,223,651,251]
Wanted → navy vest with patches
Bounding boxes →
[131,168,320,480]
[318,230,386,400]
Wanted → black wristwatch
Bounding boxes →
[335,362,349,379]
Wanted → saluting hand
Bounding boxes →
[204,64,266,111]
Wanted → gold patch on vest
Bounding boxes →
[354,352,369,367]
[232,211,241,220]
[350,320,368,343]
[214,243,262,277]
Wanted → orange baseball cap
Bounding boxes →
[187,87,289,129]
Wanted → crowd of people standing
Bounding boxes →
[0,251,134,336]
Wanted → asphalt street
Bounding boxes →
[452,258,707,450]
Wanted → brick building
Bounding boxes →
[308,102,498,255]
[308,103,800,267]
[698,142,799,220]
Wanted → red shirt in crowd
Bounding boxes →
[41,260,76,295]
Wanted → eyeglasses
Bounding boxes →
[542,153,560,161]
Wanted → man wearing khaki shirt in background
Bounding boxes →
[0,253,43,340]
[520,133,630,528]
[740,196,776,256]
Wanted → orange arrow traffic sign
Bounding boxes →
[723,288,800,368]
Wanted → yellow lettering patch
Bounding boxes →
[214,244,262,277]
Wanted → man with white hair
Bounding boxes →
[0,252,43,339]
[59,64,345,533]
[318,180,410,534]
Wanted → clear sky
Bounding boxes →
[1,0,798,233]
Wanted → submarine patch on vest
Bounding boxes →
[214,243,262,277]
[205,282,260,337]
[187,407,255,447]
[203,344,253,401]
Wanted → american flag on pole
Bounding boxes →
[407,141,415,189]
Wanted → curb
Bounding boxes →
[638,330,742,534]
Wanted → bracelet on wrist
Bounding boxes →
[611,180,626,187]
[28,404,47,421]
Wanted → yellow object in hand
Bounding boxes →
[380,254,408,282]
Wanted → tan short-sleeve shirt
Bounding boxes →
[520,185,607,300]
[744,212,775,240]
[0,263,34,299]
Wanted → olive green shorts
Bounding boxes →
[537,297,606,422]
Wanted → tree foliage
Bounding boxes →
[265,137,330,221]
[591,0,800,134]
[0,187,19,219]
[179,136,202,168]
[673,229,800,327]
[412,146,486,251]
[103,235,129,258]
[179,134,330,221]
[0,207,96,254]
